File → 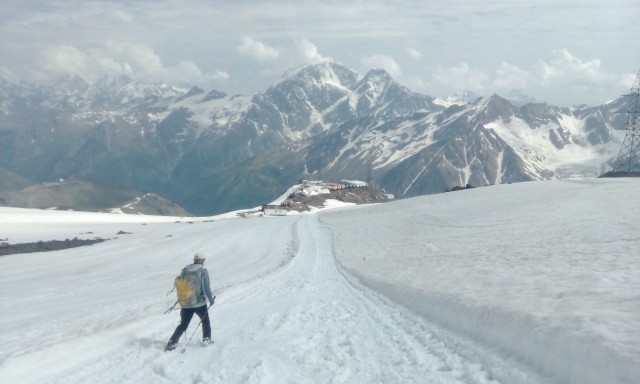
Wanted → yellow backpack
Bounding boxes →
[165,269,202,314]
[175,276,195,307]
[174,269,201,307]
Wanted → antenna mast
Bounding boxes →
[613,69,640,172]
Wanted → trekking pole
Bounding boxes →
[164,285,178,314]
[180,302,214,353]
[164,301,179,315]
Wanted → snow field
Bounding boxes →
[0,214,299,384]
[322,178,640,384]
[0,212,514,384]
[0,178,638,383]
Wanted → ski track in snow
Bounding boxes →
[2,214,555,384]
[206,214,488,384]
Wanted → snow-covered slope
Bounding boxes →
[485,109,624,178]
[0,178,638,383]
[324,178,640,384]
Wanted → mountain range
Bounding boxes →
[0,61,629,215]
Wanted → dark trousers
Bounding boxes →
[169,305,211,344]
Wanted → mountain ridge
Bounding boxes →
[0,178,192,216]
[0,62,629,214]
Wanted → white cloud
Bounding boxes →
[417,49,635,106]
[536,49,623,88]
[172,61,230,84]
[488,50,634,104]
[493,62,533,90]
[361,55,403,78]
[43,45,89,76]
[431,63,488,94]
[2,2,636,106]
[38,41,228,87]
[41,42,164,81]
[0,65,12,78]
[403,75,427,93]
[293,38,329,63]
[237,37,280,62]
[105,41,164,75]
[407,48,421,60]
[210,69,231,81]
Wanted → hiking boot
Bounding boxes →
[165,342,177,351]
[201,337,214,347]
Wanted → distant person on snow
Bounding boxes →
[165,252,215,351]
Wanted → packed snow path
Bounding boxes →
[202,214,502,384]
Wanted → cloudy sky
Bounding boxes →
[1,0,639,106]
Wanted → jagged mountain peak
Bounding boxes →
[185,85,205,96]
[346,68,406,118]
[471,93,510,106]
[362,67,393,80]
[252,62,364,139]
[201,89,227,102]
[482,94,519,123]
[84,75,187,110]
[276,61,360,91]
[176,86,205,102]
[467,94,518,122]
[89,74,186,96]
[356,68,396,94]
[485,94,516,110]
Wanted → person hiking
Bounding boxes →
[165,252,215,351]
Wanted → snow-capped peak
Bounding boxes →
[275,61,360,91]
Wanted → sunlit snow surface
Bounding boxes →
[0,179,638,384]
